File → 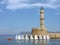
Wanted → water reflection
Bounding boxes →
[33,40,49,45]
[16,40,25,44]
[16,40,49,45]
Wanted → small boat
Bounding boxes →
[25,35,29,40]
[43,35,46,39]
[7,38,13,40]
[46,35,50,39]
[39,35,42,39]
[34,35,38,40]
[30,35,33,39]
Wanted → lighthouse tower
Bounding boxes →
[40,7,47,35]
[40,7,44,29]
[32,7,47,36]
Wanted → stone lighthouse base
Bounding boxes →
[32,28,41,36]
[32,28,50,39]
[32,28,47,36]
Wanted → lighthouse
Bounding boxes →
[40,7,47,35]
[32,6,47,36]
[40,7,44,29]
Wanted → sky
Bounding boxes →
[0,0,60,34]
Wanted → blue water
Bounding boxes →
[0,35,60,45]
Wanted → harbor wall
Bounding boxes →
[49,33,60,39]
[32,28,60,39]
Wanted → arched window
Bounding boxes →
[41,30,43,31]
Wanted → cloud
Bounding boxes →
[0,0,60,10]
[30,3,55,8]
[6,3,56,10]
[0,9,3,12]
[48,0,56,4]
[0,0,7,4]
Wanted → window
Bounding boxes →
[41,30,43,31]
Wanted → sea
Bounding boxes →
[0,35,60,45]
